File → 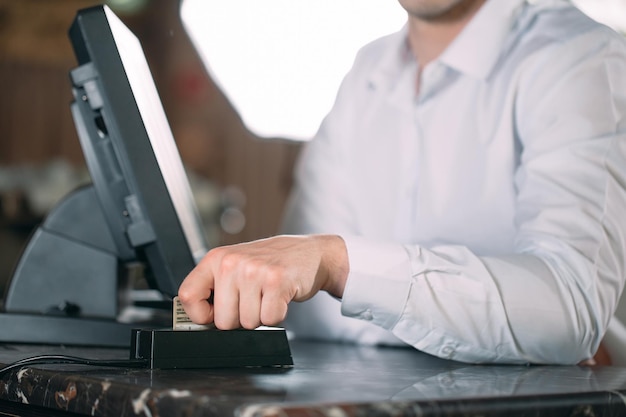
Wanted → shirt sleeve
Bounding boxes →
[342,28,626,364]
[284,27,626,364]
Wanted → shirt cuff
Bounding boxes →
[340,235,413,330]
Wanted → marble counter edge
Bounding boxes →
[238,389,626,417]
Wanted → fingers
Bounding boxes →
[211,256,241,329]
[178,235,346,330]
[214,253,264,329]
[238,285,262,329]
[178,247,229,325]
[260,293,289,326]
[210,250,247,329]
[179,248,289,329]
[177,261,215,325]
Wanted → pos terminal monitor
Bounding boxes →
[0,5,208,347]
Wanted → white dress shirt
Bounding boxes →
[282,0,626,364]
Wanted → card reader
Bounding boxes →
[130,298,293,369]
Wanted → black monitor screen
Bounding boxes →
[68,5,208,296]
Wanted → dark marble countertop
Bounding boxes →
[1,339,626,416]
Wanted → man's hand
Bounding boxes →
[177,234,349,330]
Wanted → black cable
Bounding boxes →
[0,355,148,377]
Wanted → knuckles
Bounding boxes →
[260,302,288,327]
[216,250,240,275]
[188,242,298,330]
[213,314,239,330]
[176,286,195,305]
[239,317,262,330]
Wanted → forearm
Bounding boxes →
[341,236,609,364]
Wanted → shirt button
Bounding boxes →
[361,310,374,321]
[441,346,455,358]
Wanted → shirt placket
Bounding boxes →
[409,62,450,242]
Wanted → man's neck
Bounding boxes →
[407,0,486,67]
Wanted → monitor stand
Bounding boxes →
[0,185,156,347]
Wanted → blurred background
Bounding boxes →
[0,0,624,299]
[0,0,304,298]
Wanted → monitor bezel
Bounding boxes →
[68,5,209,296]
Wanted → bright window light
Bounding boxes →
[180,1,406,140]
[180,1,625,141]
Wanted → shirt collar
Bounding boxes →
[369,0,529,87]
[366,25,413,92]
[440,0,527,80]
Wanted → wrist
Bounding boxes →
[318,234,349,298]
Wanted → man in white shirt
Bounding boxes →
[178,0,626,364]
